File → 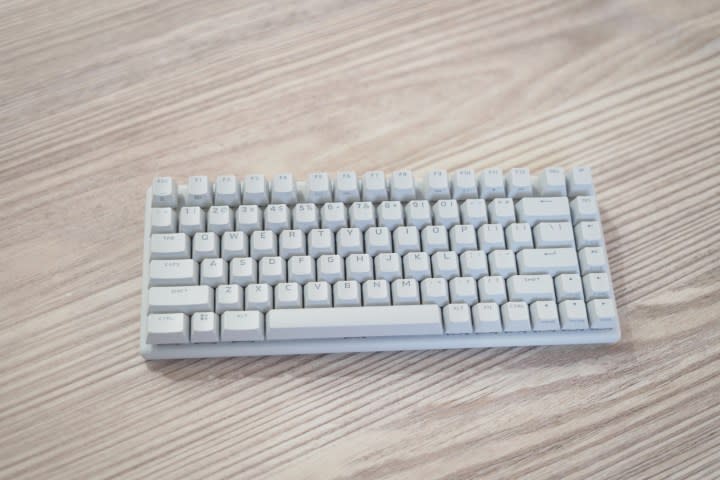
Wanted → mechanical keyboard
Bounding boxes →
[140,167,620,359]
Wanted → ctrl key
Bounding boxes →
[146,313,189,344]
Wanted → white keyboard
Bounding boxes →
[140,167,620,359]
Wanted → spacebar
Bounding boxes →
[265,305,443,340]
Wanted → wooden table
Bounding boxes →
[1,1,719,478]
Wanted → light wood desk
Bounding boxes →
[1,1,718,478]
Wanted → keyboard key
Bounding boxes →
[449,277,478,305]
[559,300,589,330]
[570,196,599,224]
[279,230,306,258]
[336,228,364,257]
[207,206,234,234]
[200,258,228,287]
[292,204,320,233]
[259,257,286,286]
[214,175,241,206]
[478,276,507,304]
[179,206,206,236]
[459,250,488,279]
[151,177,178,208]
[266,304,442,340]
[443,303,473,334]
[405,200,433,229]
[264,204,291,234]
[349,202,376,230]
[583,273,611,300]
[221,311,265,341]
[221,231,249,260]
[250,230,278,259]
[393,226,421,256]
[378,201,404,230]
[579,247,607,274]
[363,279,391,306]
[215,284,243,314]
[505,223,533,252]
[588,299,618,329]
[554,274,584,301]
[191,312,219,343]
[390,170,416,201]
[335,171,361,203]
[403,252,432,281]
[150,208,177,234]
[362,171,388,202]
[246,283,273,312]
[149,259,198,286]
[449,225,477,253]
[488,198,515,227]
[321,202,348,232]
[472,303,502,333]
[317,254,344,283]
[530,301,560,331]
[275,282,303,308]
[374,253,402,282]
[346,254,374,283]
[537,167,567,196]
[479,168,505,199]
[432,199,461,229]
[506,274,555,303]
[501,302,531,331]
[306,172,332,204]
[505,168,532,198]
[567,166,594,197]
[516,248,579,275]
[431,251,460,279]
[392,278,421,305]
[236,205,263,233]
[478,224,506,253]
[488,250,517,278]
[533,222,575,248]
[150,233,191,260]
[460,198,488,228]
[421,225,449,255]
[365,227,392,256]
[192,232,220,260]
[148,285,214,314]
[334,281,362,307]
[304,281,332,308]
[308,228,335,257]
[243,174,270,206]
[574,221,603,248]
[287,256,316,284]
[452,168,478,200]
[424,169,451,201]
[229,257,257,286]
[186,176,212,207]
[515,197,571,226]
[146,313,189,344]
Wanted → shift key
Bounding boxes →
[148,285,214,314]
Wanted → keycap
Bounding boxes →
[567,166,594,197]
[186,176,213,208]
[151,177,178,208]
[335,171,361,203]
[479,168,505,199]
[243,174,270,206]
[537,167,567,196]
[308,229,335,257]
[229,257,257,286]
[393,226,421,256]
[516,248,579,275]
[554,274,584,301]
[559,300,589,330]
[533,222,575,248]
[478,224,506,253]
[452,168,478,200]
[337,228,364,257]
[317,254,344,283]
[246,283,273,312]
[506,275,555,302]
[150,233,191,260]
[460,199,488,228]
[279,229,306,258]
[570,196,599,224]
[583,273,611,300]
[405,200,433,229]
[221,231,249,260]
[146,313,189,344]
[363,279,391,306]
[334,281,362,307]
[365,227,392,256]
[150,208,177,234]
[420,278,450,307]
[346,253,374,282]
[505,168,532,198]
[266,304,443,340]
[271,173,298,205]
[443,304,473,334]
[588,299,618,329]
[449,277,478,304]
[424,169,451,201]
[478,276,507,304]
[488,198,515,227]
[505,223,534,252]
[362,171,388,202]
[191,312,219,343]
[264,204,291,234]
[460,250,488,279]
[148,285,214,314]
[193,232,220,261]
[250,230,278,259]
[431,251,460,279]
[214,175,241,206]
[221,311,265,341]
[392,278,421,305]
[215,284,244,314]
[449,225,477,253]
[432,199,461,229]
[374,253,402,282]
[275,282,303,308]
[179,206,206,236]
[207,206,234,235]
[488,250,517,278]
[304,281,332,308]
[515,197,571,226]
[472,303,502,333]
[349,202,376,231]
[421,225,449,255]
[390,170,416,201]
[306,172,332,204]
[501,302,531,331]
[292,203,319,233]
[321,202,348,232]
[259,256,286,285]
[200,258,228,287]
[378,201,404,230]
[574,221,603,248]
[288,256,316,284]
[236,205,263,233]
[579,247,607,274]
[530,301,560,331]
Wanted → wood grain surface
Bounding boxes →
[1,0,719,478]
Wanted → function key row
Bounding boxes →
[151,167,595,208]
